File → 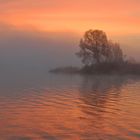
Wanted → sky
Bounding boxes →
[0,0,140,69]
[0,0,140,34]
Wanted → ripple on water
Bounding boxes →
[0,75,140,140]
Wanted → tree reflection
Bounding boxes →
[79,75,126,107]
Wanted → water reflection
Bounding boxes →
[0,73,140,140]
[78,75,140,139]
[79,75,124,107]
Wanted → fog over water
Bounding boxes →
[0,24,140,74]
[0,0,140,139]
[0,24,140,140]
[0,24,80,72]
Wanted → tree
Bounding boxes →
[107,41,123,63]
[77,29,123,66]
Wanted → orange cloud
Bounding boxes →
[0,0,140,34]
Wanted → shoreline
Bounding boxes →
[49,63,140,76]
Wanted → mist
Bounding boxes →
[0,24,140,76]
[0,24,81,74]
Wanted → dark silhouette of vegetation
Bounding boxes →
[76,29,123,65]
[50,29,140,75]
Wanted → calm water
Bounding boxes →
[0,72,140,140]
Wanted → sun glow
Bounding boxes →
[0,0,140,35]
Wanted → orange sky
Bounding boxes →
[0,0,140,35]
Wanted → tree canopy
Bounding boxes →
[77,29,124,66]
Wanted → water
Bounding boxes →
[0,72,140,140]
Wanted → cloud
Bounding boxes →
[0,0,139,34]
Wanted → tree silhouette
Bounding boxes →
[77,29,123,66]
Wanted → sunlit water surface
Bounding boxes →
[0,72,140,140]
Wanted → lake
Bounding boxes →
[0,72,140,140]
